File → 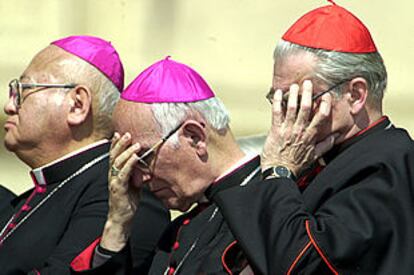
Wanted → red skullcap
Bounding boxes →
[282,1,377,53]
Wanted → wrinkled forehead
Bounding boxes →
[22,46,75,82]
[113,100,161,145]
[273,51,318,91]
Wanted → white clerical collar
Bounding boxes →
[31,139,109,186]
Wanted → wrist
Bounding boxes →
[261,165,297,181]
[100,219,131,252]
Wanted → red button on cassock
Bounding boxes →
[8,223,16,229]
[21,204,31,211]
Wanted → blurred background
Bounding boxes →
[1,0,413,195]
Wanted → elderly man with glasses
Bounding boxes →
[72,4,414,275]
[70,57,263,274]
[1,36,169,274]
[210,2,414,274]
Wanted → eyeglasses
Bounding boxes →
[266,78,352,106]
[135,122,184,174]
[8,79,77,108]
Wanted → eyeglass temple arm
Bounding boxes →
[311,78,353,101]
[20,83,77,89]
[162,122,184,141]
[312,89,330,101]
[138,140,164,161]
[137,122,184,161]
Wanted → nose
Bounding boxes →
[4,97,17,115]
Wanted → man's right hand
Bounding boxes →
[100,132,142,252]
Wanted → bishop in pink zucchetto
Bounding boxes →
[71,54,266,274]
[121,56,215,103]
[52,35,124,92]
[1,33,157,273]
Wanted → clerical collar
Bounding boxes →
[30,140,110,186]
[323,116,392,164]
[204,155,260,200]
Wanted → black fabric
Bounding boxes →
[322,116,389,164]
[213,119,414,274]
[81,244,134,275]
[97,244,118,257]
[0,142,111,275]
[78,205,173,275]
[0,143,170,275]
[129,188,171,272]
[0,185,16,211]
[73,157,261,275]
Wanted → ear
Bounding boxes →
[180,120,207,158]
[66,85,92,126]
[346,77,369,115]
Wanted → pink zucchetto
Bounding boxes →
[51,35,124,92]
[121,56,215,103]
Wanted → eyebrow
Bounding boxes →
[19,75,30,82]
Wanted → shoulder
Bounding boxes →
[341,127,414,164]
[313,127,414,193]
[0,185,16,202]
[57,156,109,213]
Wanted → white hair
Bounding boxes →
[150,97,230,145]
[274,40,387,107]
[61,58,120,137]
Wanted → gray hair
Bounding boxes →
[274,40,387,107]
[60,58,120,138]
[150,97,230,145]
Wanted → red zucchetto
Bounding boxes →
[282,1,377,53]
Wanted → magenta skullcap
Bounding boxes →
[51,35,124,92]
[121,56,215,103]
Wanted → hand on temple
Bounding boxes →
[100,132,143,252]
[261,80,337,177]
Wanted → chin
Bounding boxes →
[3,137,18,153]
[164,198,192,212]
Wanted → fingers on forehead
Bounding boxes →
[113,143,140,169]
[287,84,299,106]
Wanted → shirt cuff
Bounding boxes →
[92,244,117,267]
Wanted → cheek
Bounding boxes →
[20,103,66,139]
[49,93,67,109]
[153,146,200,194]
[331,101,352,128]
[4,109,45,151]
[19,96,49,121]
[153,164,186,197]
[153,149,181,177]
[17,108,42,132]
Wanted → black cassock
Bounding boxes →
[214,117,414,274]
[0,186,16,211]
[72,117,414,275]
[71,156,261,274]
[0,142,169,275]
